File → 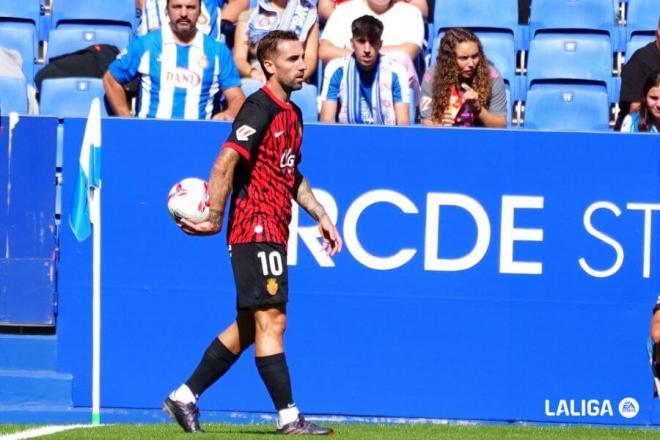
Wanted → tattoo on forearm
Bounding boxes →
[296,177,327,222]
[209,209,224,227]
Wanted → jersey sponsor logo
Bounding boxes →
[279,148,296,169]
[236,125,256,141]
[165,67,202,88]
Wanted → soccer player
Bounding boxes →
[104,0,245,120]
[163,30,342,435]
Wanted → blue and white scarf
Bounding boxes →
[337,55,396,125]
[247,0,317,45]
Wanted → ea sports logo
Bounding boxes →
[618,397,639,418]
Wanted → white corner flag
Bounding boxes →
[69,98,103,426]
[70,98,102,241]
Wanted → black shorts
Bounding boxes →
[230,242,288,309]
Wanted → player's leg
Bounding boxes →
[164,310,254,433]
[253,306,332,436]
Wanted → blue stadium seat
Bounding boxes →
[433,0,521,48]
[291,83,318,122]
[51,0,136,30]
[47,26,131,60]
[0,22,37,82]
[528,0,620,50]
[431,32,518,102]
[626,0,659,42]
[39,78,108,117]
[524,83,610,131]
[0,76,28,114]
[526,33,614,102]
[0,0,41,25]
[625,34,655,61]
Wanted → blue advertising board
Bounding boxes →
[54,117,660,424]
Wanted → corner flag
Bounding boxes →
[69,98,103,426]
[70,98,102,241]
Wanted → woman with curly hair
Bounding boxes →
[620,70,660,133]
[419,28,507,128]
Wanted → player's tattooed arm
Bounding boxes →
[294,173,327,222]
[207,148,241,227]
[294,171,343,256]
[179,148,239,235]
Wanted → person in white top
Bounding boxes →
[318,0,424,64]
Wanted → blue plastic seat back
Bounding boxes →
[39,77,108,118]
[527,33,614,101]
[0,0,41,25]
[51,0,136,30]
[0,76,28,113]
[524,83,610,131]
[626,0,659,40]
[529,0,618,47]
[47,25,132,60]
[433,0,519,43]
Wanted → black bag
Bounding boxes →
[35,44,137,96]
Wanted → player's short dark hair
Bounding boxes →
[351,15,383,43]
[256,30,299,78]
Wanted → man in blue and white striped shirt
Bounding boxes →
[104,0,244,120]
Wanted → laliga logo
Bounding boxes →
[165,68,201,88]
[543,398,639,418]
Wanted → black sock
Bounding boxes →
[256,353,294,410]
[185,338,239,398]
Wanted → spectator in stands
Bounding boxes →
[232,0,319,81]
[616,17,660,130]
[104,0,245,120]
[318,0,427,23]
[319,15,409,125]
[419,28,506,128]
[318,0,424,64]
[136,0,249,47]
[620,70,660,133]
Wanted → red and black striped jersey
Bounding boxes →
[223,86,303,246]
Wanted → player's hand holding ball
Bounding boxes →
[167,178,220,236]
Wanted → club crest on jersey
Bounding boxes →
[279,148,296,169]
[198,13,209,25]
[266,278,278,296]
[236,125,256,141]
[199,55,209,69]
[165,68,201,88]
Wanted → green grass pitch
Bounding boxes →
[3,423,660,439]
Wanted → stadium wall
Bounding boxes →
[7,116,660,425]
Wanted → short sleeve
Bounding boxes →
[223,97,270,160]
[488,72,507,116]
[391,61,410,104]
[321,61,343,101]
[419,70,434,120]
[108,38,146,84]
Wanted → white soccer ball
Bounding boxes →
[167,177,210,223]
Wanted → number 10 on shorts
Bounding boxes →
[257,251,283,276]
